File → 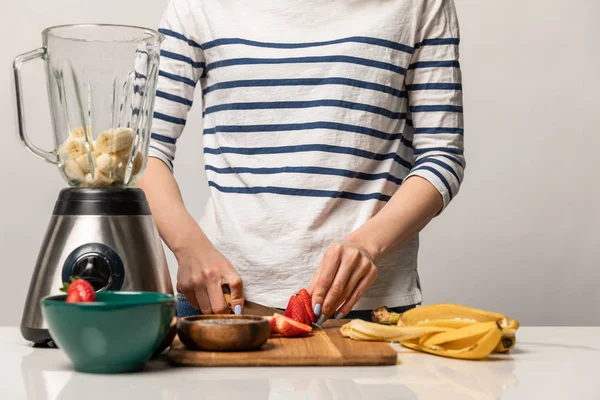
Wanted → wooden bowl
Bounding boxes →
[177,315,271,352]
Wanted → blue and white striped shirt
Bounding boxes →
[149,0,465,309]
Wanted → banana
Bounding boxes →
[96,153,122,174]
[95,127,136,153]
[83,170,114,187]
[59,137,86,159]
[75,151,100,174]
[75,154,91,174]
[402,322,502,360]
[70,126,92,140]
[341,319,450,343]
[64,159,85,182]
[117,146,132,160]
[410,318,478,329]
[131,151,143,176]
[342,319,503,360]
[421,321,498,348]
[400,304,507,325]
[398,304,519,354]
[356,303,521,360]
[59,126,142,187]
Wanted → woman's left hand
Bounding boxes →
[307,240,378,325]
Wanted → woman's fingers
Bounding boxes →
[223,273,245,315]
[320,248,364,320]
[328,259,372,319]
[334,265,378,318]
[193,285,213,315]
[179,285,200,310]
[310,244,343,320]
[206,275,229,314]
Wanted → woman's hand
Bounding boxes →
[308,240,378,324]
[175,244,244,315]
[136,159,245,315]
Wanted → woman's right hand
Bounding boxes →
[136,158,244,315]
[175,244,244,315]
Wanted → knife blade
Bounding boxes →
[222,286,282,317]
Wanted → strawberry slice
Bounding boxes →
[274,313,312,337]
[297,288,317,324]
[267,316,278,334]
[284,295,310,325]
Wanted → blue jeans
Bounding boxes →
[176,293,418,321]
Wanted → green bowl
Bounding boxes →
[41,291,175,374]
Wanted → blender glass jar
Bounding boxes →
[13,24,164,187]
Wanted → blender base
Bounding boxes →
[21,327,55,347]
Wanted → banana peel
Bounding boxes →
[400,304,519,354]
[342,303,520,360]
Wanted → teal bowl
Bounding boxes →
[41,291,175,374]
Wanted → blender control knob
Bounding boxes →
[62,243,125,291]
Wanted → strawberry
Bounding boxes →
[284,295,310,325]
[296,288,316,324]
[60,277,96,303]
[274,313,312,337]
[267,316,278,334]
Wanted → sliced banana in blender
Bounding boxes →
[95,127,135,153]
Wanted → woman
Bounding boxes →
[138,0,465,324]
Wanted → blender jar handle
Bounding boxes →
[13,48,58,165]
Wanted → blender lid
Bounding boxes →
[53,188,152,216]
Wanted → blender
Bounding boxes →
[13,24,174,345]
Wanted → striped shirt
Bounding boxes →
[149,0,465,309]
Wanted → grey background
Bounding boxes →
[1,0,598,326]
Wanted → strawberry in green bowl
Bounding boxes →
[41,289,175,374]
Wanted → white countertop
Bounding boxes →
[1,326,598,399]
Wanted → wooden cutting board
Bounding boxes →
[167,320,397,367]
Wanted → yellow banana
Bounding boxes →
[398,304,519,354]
[421,321,499,348]
[83,171,114,188]
[95,127,135,153]
[341,319,450,343]
[60,137,86,159]
[117,151,144,181]
[409,318,478,329]
[64,159,85,182]
[95,153,122,174]
[75,151,100,174]
[400,304,507,325]
[402,322,502,360]
[70,126,92,140]
[356,303,521,360]
[131,151,143,176]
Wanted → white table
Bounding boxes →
[0,327,598,399]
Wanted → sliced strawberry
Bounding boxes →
[267,316,278,334]
[284,295,310,325]
[297,288,316,324]
[284,295,294,319]
[274,313,312,337]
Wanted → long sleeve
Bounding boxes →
[149,0,205,171]
[404,0,465,209]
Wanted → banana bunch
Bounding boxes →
[60,126,142,187]
[341,304,519,360]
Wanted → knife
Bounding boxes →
[222,287,322,331]
[222,286,283,317]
